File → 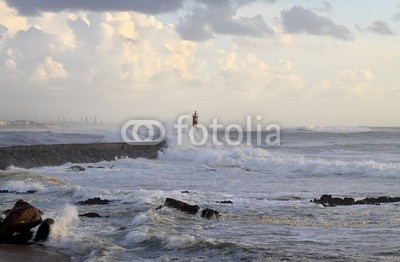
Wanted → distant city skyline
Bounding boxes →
[0,0,399,126]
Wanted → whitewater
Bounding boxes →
[1,126,400,261]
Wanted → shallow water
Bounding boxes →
[1,127,400,261]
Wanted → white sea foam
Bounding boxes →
[294,126,375,133]
[160,139,400,177]
[1,180,46,193]
[162,234,197,250]
[48,204,79,239]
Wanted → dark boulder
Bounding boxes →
[158,198,199,215]
[181,191,190,194]
[79,212,102,218]
[201,208,220,220]
[78,197,110,205]
[34,218,54,242]
[0,190,10,193]
[0,200,42,240]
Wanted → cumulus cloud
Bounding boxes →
[281,5,353,41]
[366,20,394,36]
[177,0,274,41]
[30,56,68,82]
[336,67,378,96]
[3,0,184,15]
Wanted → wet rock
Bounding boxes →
[312,194,400,206]
[118,226,127,231]
[312,194,354,206]
[79,212,101,218]
[25,190,37,194]
[78,197,110,205]
[181,191,190,194]
[201,208,220,219]
[216,200,233,204]
[34,218,54,242]
[0,200,42,241]
[68,165,86,172]
[158,198,200,215]
[0,190,10,193]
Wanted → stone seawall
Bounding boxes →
[0,142,165,170]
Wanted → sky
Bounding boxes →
[0,0,399,127]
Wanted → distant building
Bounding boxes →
[0,120,9,126]
[11,120,36,126]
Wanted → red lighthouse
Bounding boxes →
[192,111,199,126]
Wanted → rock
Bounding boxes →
[118,226,127,231]
[181,191,190,194]
[158,198,200,215]
[217,200,233,204]
[25,190,37,194]
[312,194,400,206]
[68,165,85,172]
[34,218,54,242]
[201,208,220,219]
[78,197,110,205]
[0,200,42,241]
[0,190,10,193]
[79,212,101,218]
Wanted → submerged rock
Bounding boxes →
[78,197,110,205]
[79,212,102,218]
[34,218,54,242]
[68,165,86,172]
[201,208,220,220]
[217,200,233,204]
[158,198,200,215]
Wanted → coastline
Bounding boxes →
[0,142,165,170]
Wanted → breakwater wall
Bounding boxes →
[0,142,164,170]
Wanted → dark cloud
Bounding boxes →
[281,5,353,41]
[367,20,394,36]
[177,0,274,42]
[3,0,184,15]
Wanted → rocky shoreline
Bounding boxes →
[0,142,165,170]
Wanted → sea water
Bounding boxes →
[1,126,400,261]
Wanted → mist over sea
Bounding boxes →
[1,126,400,261]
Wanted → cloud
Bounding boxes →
[281,5,353,41]
[315,1,333,13]
[3,0,184,15]
[336,67,378,96]
[176,0,274,41]
[30,56,68,82]
[0,1,28,35]
[366,20,394,36]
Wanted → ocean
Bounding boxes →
[1,126,400,261]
